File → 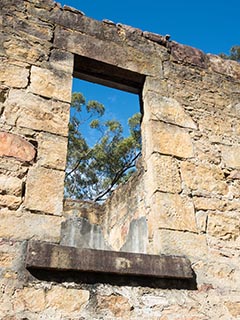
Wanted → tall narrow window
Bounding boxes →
[64,55,145,202]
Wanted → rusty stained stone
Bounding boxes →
[169,41,207,68]
[0,131,36,162]
[26,241,193,280]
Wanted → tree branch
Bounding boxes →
[93,152,141,202]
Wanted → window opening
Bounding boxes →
[64,56,145,202]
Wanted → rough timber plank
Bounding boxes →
[26,241,193,280]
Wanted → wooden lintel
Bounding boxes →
[74,55,145,94]
[26,241,193,280]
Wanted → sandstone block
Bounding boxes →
[193,197,226,211]
[169,42,207,68]
[0,62,29,88]
[224,301,240,317]
[0,157,28,177]
[207,213,240,241]
[151,229,208,261]
[27,0,56,10]
[198,114,233,140]
[208,54,240,80]
[144,93,197,129]
[146,154,182,194]
[97,294,132,318]
[181,162,228,196]
[46,286,89,312]
[143,76,169,97]
[0,252,14,267]
[0,132,36,162]
[221,145,240,169]
[29,66,72,103]
[49,49,74,73]
[13,287,45,313]
[5,15,53,41]
[0,175,22,196]
[4,34,50,64]
[4,90,70,136]
[205,260,240,290]
[0,208,63,241]
[49,7,104,38]
[54,26,161,76]
[0,194,22,210]
[24,166,65,215]
[37,132,68,170]
[144,121,194,159]
[148,192,197,235]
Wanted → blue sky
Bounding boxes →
[58,0,239,55]
[58,0,239,140]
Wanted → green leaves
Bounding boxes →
[65,92,141,202]
[90,119,100,129]
[86,100,105,116]
[219,45,240,62]
[71,93,85,112]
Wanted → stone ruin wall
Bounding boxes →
[0,0,240,319]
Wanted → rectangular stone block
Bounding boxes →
[169,42,207,68]
[0,61,29,88]
[151,229,208,262]
[13,287,46,313]
[45,286,90,313]
[0,208,63,242]
[4,14,53,41]
[143,121,194,159]
[3,34,51,64]
[207,212,240,241]
[24,166,65,215]
[29,66,72,103]
[145,154,182,195]
[49,49,74,73]
[4,89,70,136]
[221,145,240,169]
[208,54,240,80]
[148,192,197,236]
[198,114,233,141]
[181,161,229,196]
[13,285,89,314]
[37,132,68,170]
[193,197,226,211]
[54,26,161,76]
[143,76,167,96]
[144,92,197,129]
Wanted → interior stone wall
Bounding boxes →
[0,0,240,319]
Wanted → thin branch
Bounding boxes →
[65,130,106,178]
[65,149,92,178]
[93,152,141,202]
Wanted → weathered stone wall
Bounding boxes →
[0,0,240,319]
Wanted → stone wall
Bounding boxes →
[0,0,240,319]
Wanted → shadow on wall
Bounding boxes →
[27,268,197,290]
